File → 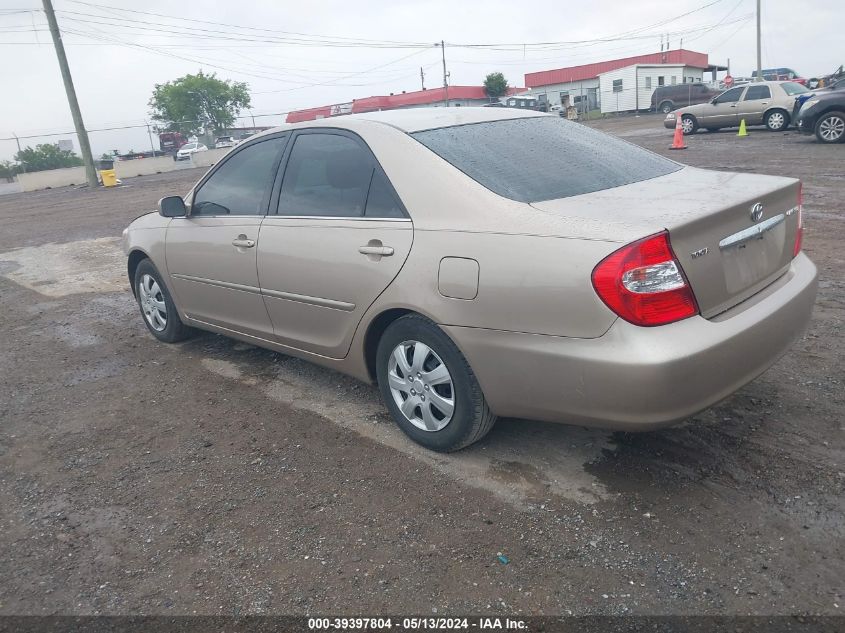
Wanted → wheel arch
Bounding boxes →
[362,307,464,383]
[127,248,151,297]
[764,106,791,124]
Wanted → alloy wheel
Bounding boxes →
[681,117,695,134]
[138,273,167,332]
[387,340,455,432]
[819,115,845,141]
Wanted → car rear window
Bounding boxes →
[411,117,681,203]
[780,82,809,95]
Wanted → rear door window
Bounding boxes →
[277,132,406,219]
[278,133,371,217]
[744,85,771,100]
[411,117,681,203]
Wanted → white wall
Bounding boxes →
[190,147,230,168]
[526,79,600,108]
[599,65,704,113]
[600,66,640,113]
[115,156,185,178]
[14,151,221,192]
[16,166,87,191]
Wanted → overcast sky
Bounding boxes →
[0,0,840,160]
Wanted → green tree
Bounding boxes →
[0,160,17,181]
[149,71,251,136]
[483,72,509,98]
[15,144,83,172]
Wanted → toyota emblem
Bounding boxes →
[750,202,764,222]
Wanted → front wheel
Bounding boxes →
[660,101,674,114]
[765,109,789,131]
[815,111,845,143]
[134,259,192,343]
[376,315,497,452]
[681,115,698,135]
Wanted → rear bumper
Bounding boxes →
[445,253,818,430]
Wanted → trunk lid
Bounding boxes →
[530,166,801,318]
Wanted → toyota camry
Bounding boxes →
[123,108,817,452]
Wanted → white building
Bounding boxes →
[598,64,705,114]
[524,49,726,114]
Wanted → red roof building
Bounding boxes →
[286,85,526,123]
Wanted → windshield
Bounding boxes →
[781,82,810,95]
[183,143,196,150]
[411,117,681,203]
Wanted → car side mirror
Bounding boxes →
[158,196,186,218]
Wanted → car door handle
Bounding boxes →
[232,235,255,248]
[358,245,394,256]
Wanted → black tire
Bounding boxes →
[765,109,790,131]
[133,259,192,343]
[376,314,496,452]
[681,114,698,135]
[814,111,845,144]
[659,101,674,114]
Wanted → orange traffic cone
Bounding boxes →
[669,112,687,150]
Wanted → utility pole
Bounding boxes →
[439,40,449,106]
[420,66,425,91]
[12,134,25,172]
[755,0,762,81]
[42,0,98,188]
[145,121,156,155]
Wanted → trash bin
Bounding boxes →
[100,169,118,187]
[96,159,114,170]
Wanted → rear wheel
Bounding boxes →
[815,111,845,143]
[376,315,496,452]
[681,115,698,135]
[660,101,674,114]
[765,109,789,131]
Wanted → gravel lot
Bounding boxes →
[1,115,842,617]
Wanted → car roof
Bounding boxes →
[258,106,549,138]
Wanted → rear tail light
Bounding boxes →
[793,183,803,257]
[591,231,699,327]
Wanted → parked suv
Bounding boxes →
[796,90,845,143]
[651,83,719,113]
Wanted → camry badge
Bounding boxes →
[750,202,764,222]
[690,247,709,259]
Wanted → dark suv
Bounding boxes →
[796,90,845,143]
[651,84,720,114]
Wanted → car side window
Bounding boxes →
[278,133,374,218]
[714,87,744,104]
[192,136,286,216]
[744,85,771,100]
[365,170,405,219]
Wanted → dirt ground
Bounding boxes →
[0,115,842,617]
